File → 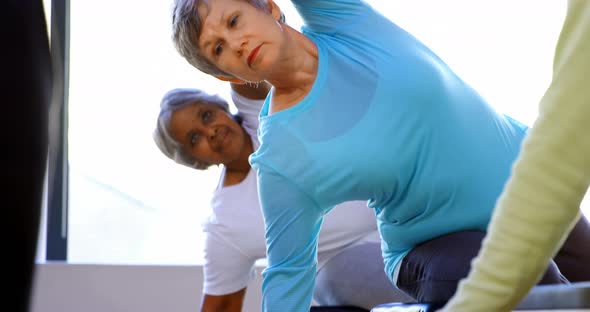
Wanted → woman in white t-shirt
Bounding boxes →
[153,82,413,311]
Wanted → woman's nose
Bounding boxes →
[228,35,247,56]
[207,127,218,141]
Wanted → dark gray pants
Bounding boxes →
[314,242,415,309]
[396,215,590,303]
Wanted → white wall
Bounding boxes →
[30,263,264,312]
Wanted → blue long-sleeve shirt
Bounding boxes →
[249,1,528,311]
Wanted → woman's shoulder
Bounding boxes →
[210,168,260,217]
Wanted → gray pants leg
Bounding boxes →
[396,231,566,303]
[313,242,415,309]
[553,215,590,282]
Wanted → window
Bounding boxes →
[65,0,227,264]
[47,0,587,264]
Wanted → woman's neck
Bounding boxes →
[224,128,253,174]
[267,26,318,113]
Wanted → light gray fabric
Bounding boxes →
[515,282,590,310]
[313,242,415,309]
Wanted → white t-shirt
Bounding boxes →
[201,90,381,295]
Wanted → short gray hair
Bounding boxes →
[153,88,230,170]
[171,0,278,77]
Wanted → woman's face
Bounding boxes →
[197,0,284,81]
[168,102,247,167]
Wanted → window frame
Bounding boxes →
[46,0,70,261]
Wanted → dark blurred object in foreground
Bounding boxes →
[0,1,52,311]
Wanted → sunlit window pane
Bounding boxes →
[67,0,225,264]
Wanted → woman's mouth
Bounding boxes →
[247,45,262,67]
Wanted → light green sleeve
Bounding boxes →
[442,0,590,311]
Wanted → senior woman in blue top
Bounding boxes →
[171,0,590,311]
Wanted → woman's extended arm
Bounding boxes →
[256,167,324,312]
[201,288,247,312]
[443,1,590,310]
[200,225,258,312]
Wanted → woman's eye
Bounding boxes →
[229,15,238,28]
[189,133,199,146]
[202,110,212,122]
[214,43,223,56]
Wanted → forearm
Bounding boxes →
[443,1,590,310]
[256,168,323,312]
[201,288,246,312]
